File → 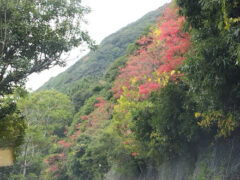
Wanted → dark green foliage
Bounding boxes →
[132,81,201,158]
[176,0,240,30]
[103,39,142,85]
[132,109,153,143]
[0,112,25,148]
[67,133,111,180]
[150,82,200,152]
[176,0,240,122]
[68,78,96,112]
[182,34,240,113]
[0,89,27,149]
[104,55,129,84]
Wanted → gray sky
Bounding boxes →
[26,0,171,91]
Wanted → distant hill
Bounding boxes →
[38,5,167,93]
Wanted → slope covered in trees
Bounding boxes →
[2,1,240,179]
[39,5,167,93]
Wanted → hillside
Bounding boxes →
[39,5,167,93]
[2,1,240,179]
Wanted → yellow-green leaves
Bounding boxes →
[221,0,240,30]
[196,111,235,137]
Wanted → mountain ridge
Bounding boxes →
[38,4,168,93]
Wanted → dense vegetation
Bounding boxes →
[1,0,240,179]
[39,5,166,94]
[0,0,94,150]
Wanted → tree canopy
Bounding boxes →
[0,0,94,96]
[0,0,94,149]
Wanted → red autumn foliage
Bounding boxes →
[87,102,111,130]
[122,139,133,145]
[112,45,162,98]
[112,7,190,98]
[136,35,153,46]
[49,164,59,173]
[139,82,160,95]
[63,142,71,148]
[76,130,81,135]
[94,97,106,108]
[58,153,65,159]
[126,129,132,135]
[156,8,190,74]
[45,153,67,178]
[96,97,105,102]
[70,134,76,141]
[57,140,65,144]
[81,115,88,120]
[57,140,71,148]
[110,104,115,109]
[70,99,113,142]
[131,152,137,156]
[75,123,82,129]
[94,103,103,107]
[43,158,49,165]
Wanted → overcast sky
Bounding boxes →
[26,0,171,91]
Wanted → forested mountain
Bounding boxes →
[39,5,167,93]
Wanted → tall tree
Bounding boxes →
[0,0,94,96]
[0,0,94,148]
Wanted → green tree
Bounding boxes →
[0,88,27,149]
[19,90,74,137]
[0,0,94,149]
[2,90,74,178]
[176,0,240,136]
[0,0,94,132]
[0,0,94,96]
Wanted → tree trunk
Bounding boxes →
[22,140,30,177]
